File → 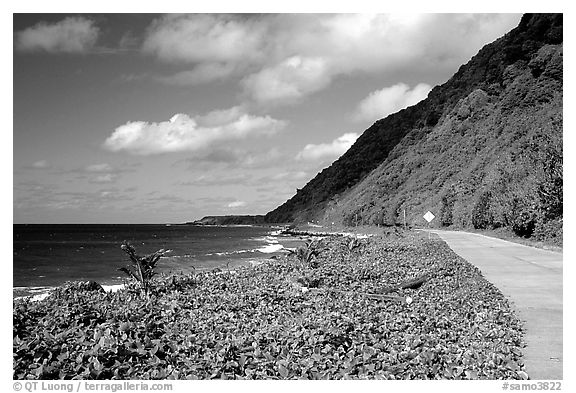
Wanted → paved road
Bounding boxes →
[428,230,563,380]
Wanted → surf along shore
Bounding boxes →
[13,227,526,380]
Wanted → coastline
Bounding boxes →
[13,223,373,302]
[14,229,528,380]
[13,224,299,300]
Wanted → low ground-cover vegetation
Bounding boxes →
[13,233,526,380]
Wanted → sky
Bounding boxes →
[12,13,523,224]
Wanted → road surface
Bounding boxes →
[428,230,563,380]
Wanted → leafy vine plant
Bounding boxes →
[118,241,166,299]
[288,239,321,269]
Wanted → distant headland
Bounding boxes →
[187,215,267,226]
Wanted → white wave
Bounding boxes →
[206,248,259,256]
[252,235,279,244]
[257,244,284,253]
[14,287,55,302]
[339,232,372,239]
[207,244,284,255]
[15,282,126,303]
[102,284,125,293]
[30,292,51,302]
[14,286,50,292]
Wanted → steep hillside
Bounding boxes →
[265,14,562,243]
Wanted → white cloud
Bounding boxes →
[274,14,520,76]
[103,108,286,155]
[296,133,359,162]
[142,14,265,64]
[195,106,244,127]
[31,160,50,169]
[353,83,432,122]
[227,201,247,208]
[16,17,99,53]
[242,56,332,104]
[142,14,520,104]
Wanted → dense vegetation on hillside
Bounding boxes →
[265,14,562,244]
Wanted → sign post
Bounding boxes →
[423,211,435,239]
[403,209,407,229]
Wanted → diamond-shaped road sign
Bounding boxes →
[423,211,435,223]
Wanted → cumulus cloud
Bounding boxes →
[143,14,265,64]
[140,14,266,85]
[227,201,247,208]
[16,17,99,53]
[142,13,520,104]
[242,56,332,104]
[103,107,286,155]
[353,83,432,122]
[296,133,359,162]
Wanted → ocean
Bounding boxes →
[13,224,301,299]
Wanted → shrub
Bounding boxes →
[529,134,563,222]
[347,238,365,255]
[440,189,457,227]
[381,198,404,226]
[451,200,471,228]
[118,242,167,299]
[533,218,563,245]
[288,240,321,268]
[506,197,538,238]
[472,191,494,229]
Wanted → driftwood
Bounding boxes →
[398,274,428,290]
[381,274,428,293]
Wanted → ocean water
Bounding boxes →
[13,224,301,298]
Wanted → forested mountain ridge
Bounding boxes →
[265,14,562,243]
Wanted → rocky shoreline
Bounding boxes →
[13,230,526,380]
